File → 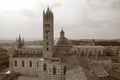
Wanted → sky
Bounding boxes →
[0,0,120,40]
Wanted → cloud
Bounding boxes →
[0,0,120,39]
[52,2,62,9]
[5,10,38,18]
[19,10,38,18]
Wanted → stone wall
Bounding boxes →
[12,57,39,75]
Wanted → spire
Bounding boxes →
[18,34,21,41]
[46,6,50,13]
[60,28,65,37]
[17,34,24,49]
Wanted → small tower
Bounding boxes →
[16,34,24,49]
[43,7,54,58]
[60,28,65,37]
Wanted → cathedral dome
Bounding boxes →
[54,29,72,47]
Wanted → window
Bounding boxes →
[29,61,32,67]
[15,60,17,67]
[22,60,24,67]
[37,61,39,67]
[43,63,47,71]
[46,48,49,51]
[81,51,84,56]
[64,66,67,75]
[45,24,50,28]
[41,51,43,55]
[46,30,49,34]
[53,66,56,75]
[46,36,49,39]
[46,42,49,45]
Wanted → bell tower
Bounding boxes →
[43,7,54,58]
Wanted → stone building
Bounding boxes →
[72,46,105,57]
[9,7,66,80]
[0,47,9,71]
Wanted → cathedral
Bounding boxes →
[9,7,66,80]
[9,7,114,80]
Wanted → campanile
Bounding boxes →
[43,7,54,58]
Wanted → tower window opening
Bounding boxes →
[64,66,67,75]
[46,42,49,45]
[43,63,47,71]
[46,36,49,39]
[46,30,49,34]
[53,66,56,75]
[46,48,49,51]
[45,24,50,28]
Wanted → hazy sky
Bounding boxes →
[0,0,120,40]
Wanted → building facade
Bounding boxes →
[9,7,66,80]
[72,46,105,57]
[0,47,9,71]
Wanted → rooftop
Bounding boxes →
[54,29,72,47]
[73,45,105,49]
[25,45,43,49]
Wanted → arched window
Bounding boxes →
[53,66,56,75]
[22,60,24,67]
[46,30,49,34]
[43,63,47,71]
[64,66,67,75]
[46,42,49,45]
[46,36,49,39]
[29,61,32,67]
[81,51,84,56]
[37,61,39,67]
[15,60,17,67]
[46,48,49,51]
